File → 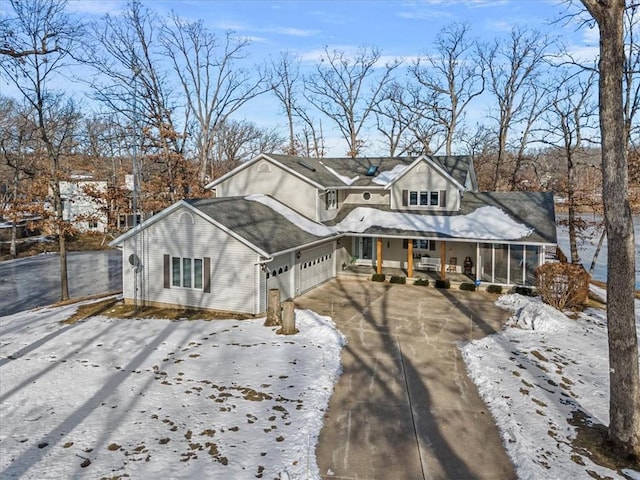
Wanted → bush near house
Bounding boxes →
[414,278,429,287]
[486,284,503,294]
[371,273,386,282]
[512,286,536,297]
[535,262,590,311]
[459,282,476,291]
[389,276,406,284]
[435,279,451,289]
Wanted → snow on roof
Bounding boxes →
[335,206,534,239]
[371,164,408,185]
[245,194,337,237]
[319,162,359,186]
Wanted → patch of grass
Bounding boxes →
[389,275,406,284]
[486,284,503,294]
[413,278,429,287]
[62,297,122,324]
[103,302,253,321]
[371,273,386,282]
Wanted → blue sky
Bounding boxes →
[8,0,601,156]
[66,0,596,61]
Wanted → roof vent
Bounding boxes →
[298,160,316,172]
[366,165,379,176]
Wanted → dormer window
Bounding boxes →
[403,189,446,208]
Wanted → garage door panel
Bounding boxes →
[298,243,334,293]
[267,254,293,299]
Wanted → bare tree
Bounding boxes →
[270,51,302,155]
[0,0,84,300]
[410,22,485,156]
[161,16,267,182]
[0,98,39,257]
[542,70,597,264]
[91,0,186,206]
[212,119,285,176]
[304,46,400,157]
[482,27,552,190]
[579,0,640,459]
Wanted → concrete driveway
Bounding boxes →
[294,276,516,480]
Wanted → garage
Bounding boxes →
[266,253,294,300]
[297,242,335,294]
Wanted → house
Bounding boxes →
[59,176,108,233]
[109,153,557,315]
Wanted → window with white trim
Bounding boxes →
[172,257,203,289]
[409,190,440,206]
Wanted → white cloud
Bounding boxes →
[66,0,125,16]
[265,27,319,37]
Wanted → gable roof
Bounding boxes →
[109,196,338,257]
[206,153,475,191]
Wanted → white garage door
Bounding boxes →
[266,253,294,300]
[298,243,335,294]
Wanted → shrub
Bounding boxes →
[486,284,503,294]
[389,275,406,284]
[512,286,536,297]
[435,279,450,289]
[459,282,476,291]
[414,278,429,287]
[371,273,386,282]
[535,262,589,311]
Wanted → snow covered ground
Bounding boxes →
[462,291,640,480]
[0,300,345,479]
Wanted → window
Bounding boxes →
[412,239,436,251]
[326,190,337,210]
[362,191,371,201]
[407,190,441,207]
[172,256,203,289]
[88,220,98,229]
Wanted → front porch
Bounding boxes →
[343,235,550,288]
[339,264,473,284]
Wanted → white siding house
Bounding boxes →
[111,153,557,314]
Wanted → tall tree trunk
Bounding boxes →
[584,0,640,458]
[567,151,580,264]
[50,179,69,301]
[589,229,606,275]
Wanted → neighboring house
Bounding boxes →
[110,153,557,315]
[59,177,108,233]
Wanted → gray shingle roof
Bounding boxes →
[266,154,472,188]
[186,197,335,255]
[326,191,556,244]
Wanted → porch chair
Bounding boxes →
[446,257,457,273]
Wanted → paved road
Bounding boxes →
[295,276,516,480]
[0,251,122,317]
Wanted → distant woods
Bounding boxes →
[0,0,639,231]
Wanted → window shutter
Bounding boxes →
[163,254,170,289]
[402,190,408,206]
[439,190,447,208]
[402,239,408,249]
[203,257,211,293]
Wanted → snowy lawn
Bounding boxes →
[462,292,640,480]
[0,299,345,479]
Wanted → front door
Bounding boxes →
[354,237,375,263]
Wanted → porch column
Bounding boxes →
[440,241,447,280]
[408,240,414,277]
[376,237,383,274]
